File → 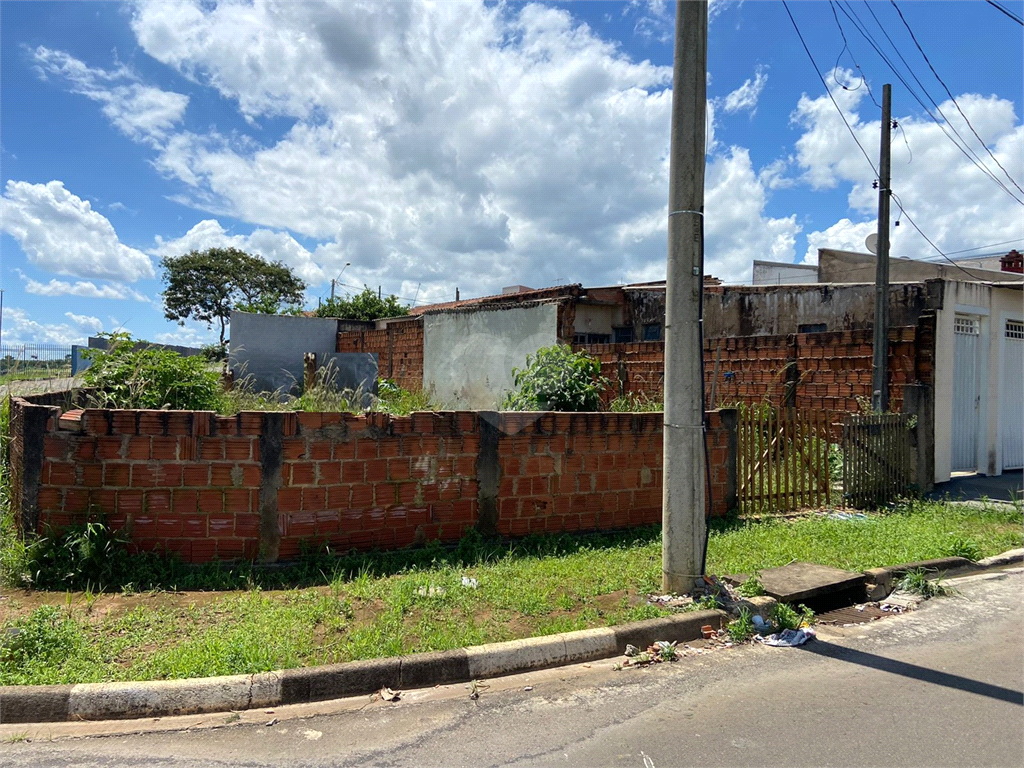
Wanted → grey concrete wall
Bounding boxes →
[703,282,942,337]
[75,338,205,373]
[229,312,344,396]
[818,249,1022,284]
[752,260,818,285]
[423,303,559,409]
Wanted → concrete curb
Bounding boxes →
[862,548,1024,599]
[0,610,725,724]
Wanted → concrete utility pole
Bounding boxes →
[872,84,893,412]
[663,0,708,593]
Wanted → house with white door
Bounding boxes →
[935,280,1023,480]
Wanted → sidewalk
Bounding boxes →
[929,470,1023,504]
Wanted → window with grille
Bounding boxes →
[1007,321,1024,339]
[954,316,980,335]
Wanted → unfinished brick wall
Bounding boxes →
[337,317,424,391]
[9,397,736,564]
[578,318,935,428]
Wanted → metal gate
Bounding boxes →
[951,315,981,472]
[1001,320,1024,470]
[842,413,913,508]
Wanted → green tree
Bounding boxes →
[314,286,409,321]
[161,248,307,345]
[502,344,609,412]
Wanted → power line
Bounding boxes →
[835,1,1024,206]
[943,237,1024,256]
[782,0,878,175]
[827,0,880,108]
[890,0,1024,198]
[888,192,985,281]
[985,0,1024,25]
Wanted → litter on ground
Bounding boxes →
[755,628,816,647]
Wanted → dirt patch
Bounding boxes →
[0,588,235,625]
[592,589,641,615]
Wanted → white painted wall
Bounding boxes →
[422,303,559,409]
[933,282,1023,482]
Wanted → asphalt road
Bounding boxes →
[3,568,1022,768]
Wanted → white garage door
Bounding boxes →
[1001,320,1024,471]
[951,315,981,473]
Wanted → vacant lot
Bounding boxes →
[1,500,1020,686]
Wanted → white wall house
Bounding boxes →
[933,281,1023,483]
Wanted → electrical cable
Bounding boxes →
[888,192,989,281]
[985,0,1024,25]
[835,1,1024,206]
[890,0,1024,198]
[782,0,879,176]
[828,0,880,108]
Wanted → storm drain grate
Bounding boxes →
[814,603,894,625]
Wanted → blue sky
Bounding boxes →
[2,0,1022,347]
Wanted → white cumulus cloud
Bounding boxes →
[31,46,189,146]
[151,219,326,284]
[1,180,155,281]
[723,65,768,115]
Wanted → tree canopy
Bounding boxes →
[314,286,410,321]
[161,248,306,344]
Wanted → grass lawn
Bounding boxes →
[1,499,1020,686]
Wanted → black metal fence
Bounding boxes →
[1,343,74,379]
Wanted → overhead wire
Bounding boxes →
[985,0,1024,25]
[782,0,878,176]
[844,0,1024,205]
[827,0,880,108]
[890,0,1024,198]
[831,0,1024,207]
[783,1,1021,286]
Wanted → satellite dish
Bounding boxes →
[865,233,878,254]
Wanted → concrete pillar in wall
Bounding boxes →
[902,383,935,493]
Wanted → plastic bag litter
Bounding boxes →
[755,628,815,647]
[817,510,868,521]
[461,576,479,588]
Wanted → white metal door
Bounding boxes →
[951,316,981,472]
[1001,320,1024,470]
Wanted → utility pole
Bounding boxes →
[663,0,708,594]
[872,84,892,413]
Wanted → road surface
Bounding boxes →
[3,568,1022,768]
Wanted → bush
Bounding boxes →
[314,287,409,321]
[83,333,224,411]
[608,392,662,412]
[25,520,132,590]
[502,344,609,412]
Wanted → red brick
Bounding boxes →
[131,464,160,487]
[342,461,364,483]
[332,441,355,460]
[224,439,252,460]
[308,440,331,460]
[182,465,210,487]
[365,459,387,482]
[289,461,316,486]
[151,437,178,460]
[172,490,199,515]
[326,486,349,508]
[198,490,223,513]
[199,440,224,460]
[225,489,251,514]
[278,487,302,512]
[208,514,234,537]
[96,436,124,460]
[302,488,327,512]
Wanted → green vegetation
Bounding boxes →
[314,286,409,321]
[161,247,307,345]
[771,602,814,631]
[608,392,662,412]
[896,568,953,598]
[1,500,1018,685]
[503,344,609,412]
[735,574,765,597]
[82,334,223,412]
[727,608,756,643]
